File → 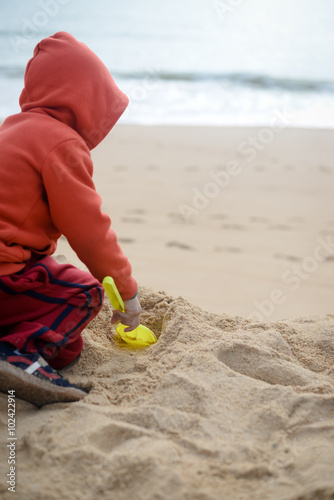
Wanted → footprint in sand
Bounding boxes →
[168,213,194,225]
[216,343,316,387]
[320,229,334,237]
[185,165,199,172]
[122,217,145,224]
[249,216,270,223]
[287,216,304,223]
[274,253,300,262]
[214,246,242,253]
[118,238,135,244]
[89,422,152,454]
[166,241,194,251]
[127,209,146,215]
[318,165,332,173]
[211,213,228,220]
[221,223,246,231]
[146,164,158,171]
[268,224,291,231]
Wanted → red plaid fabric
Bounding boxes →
[0,254,103,369]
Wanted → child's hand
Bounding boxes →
[110,296,142,332]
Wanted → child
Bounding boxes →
[0,32,141,407]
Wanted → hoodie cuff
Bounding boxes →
[115,275,138,302]
[128,289,138,300]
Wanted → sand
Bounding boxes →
[59,125,334,321]
[0,289,333,499]
[0,125,333,499]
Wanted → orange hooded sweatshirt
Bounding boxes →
[0,31,137,300]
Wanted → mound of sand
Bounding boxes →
[1,287,334,500]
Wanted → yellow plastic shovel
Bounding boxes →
[102,276,157,347]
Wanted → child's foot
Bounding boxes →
[0,342,87,407]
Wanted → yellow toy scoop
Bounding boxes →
[102,276,157,347]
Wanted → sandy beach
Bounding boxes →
[60,124,334,321]
[0,125,333,499]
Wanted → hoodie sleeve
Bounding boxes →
[42,138,138,300]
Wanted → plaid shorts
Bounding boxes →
[0,254,104,369]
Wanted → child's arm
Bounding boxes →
[42,139,138,302]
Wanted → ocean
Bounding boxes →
[1,0,334,127]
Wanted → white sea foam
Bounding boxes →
[0,0,333,127]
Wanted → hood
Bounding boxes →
[19,31,129,149]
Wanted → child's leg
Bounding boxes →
[0,254,104,369]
